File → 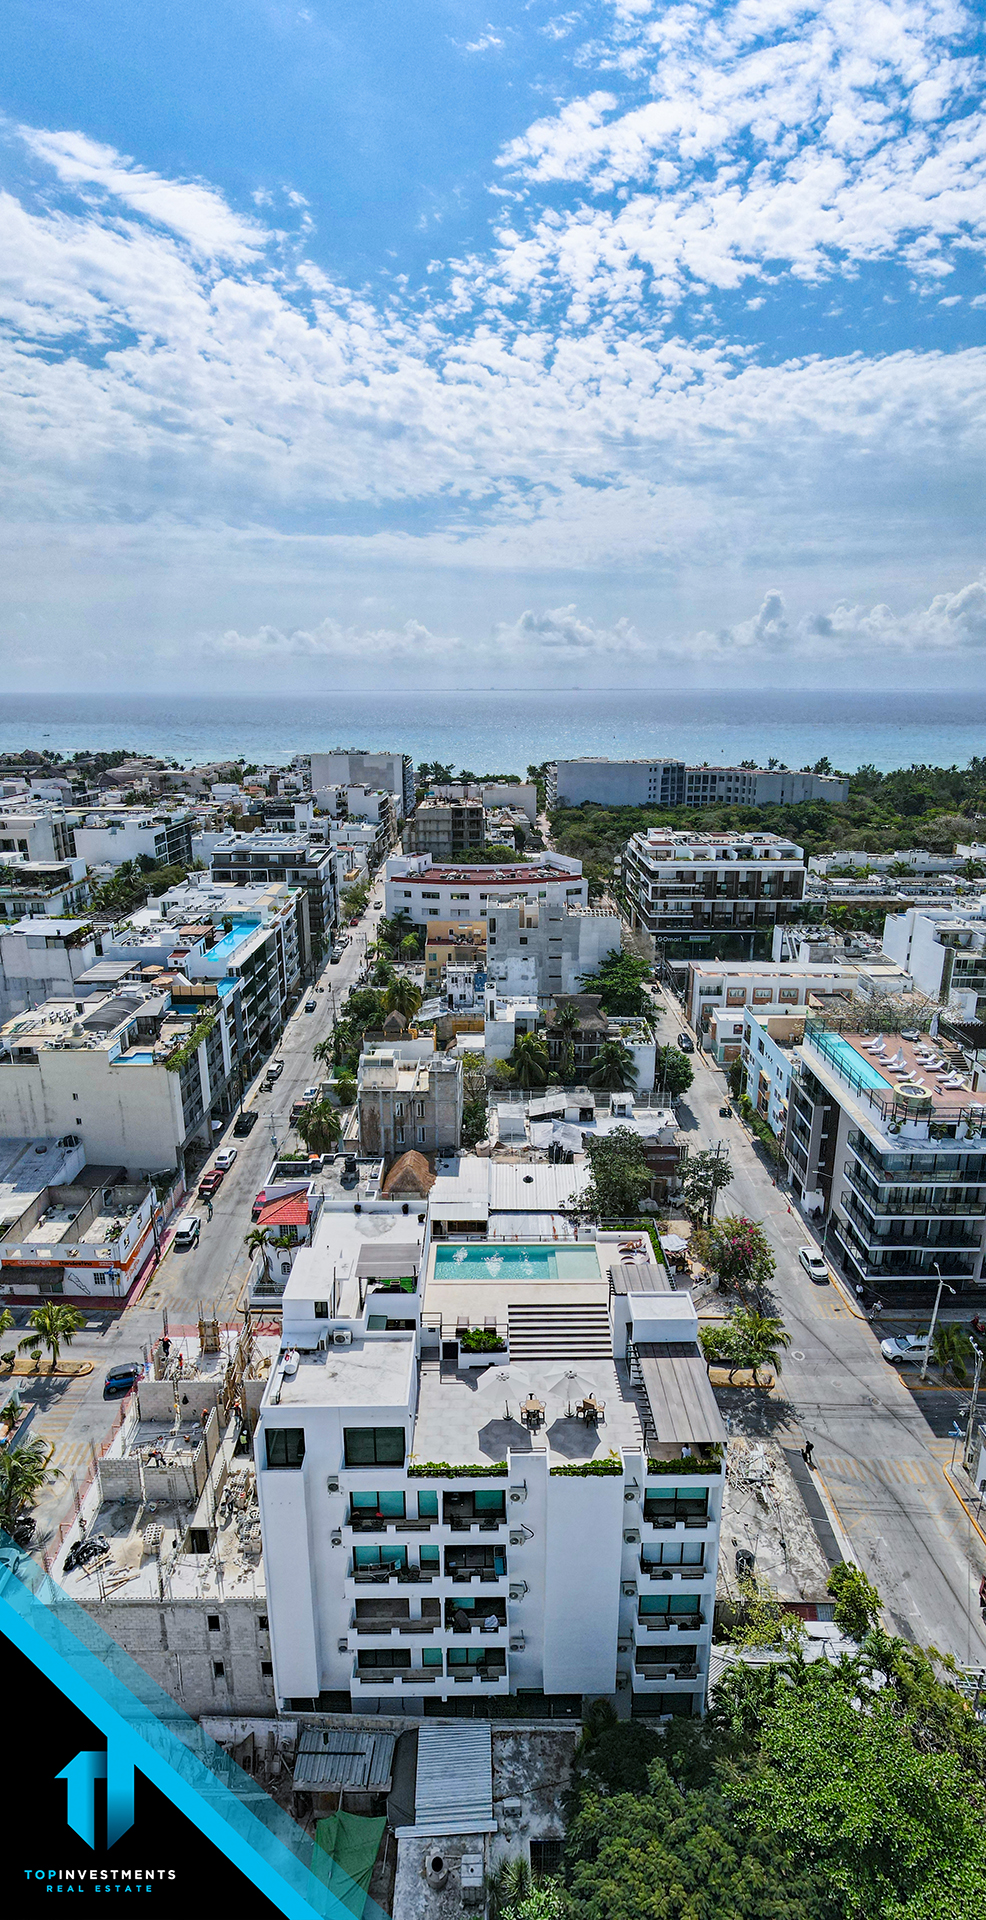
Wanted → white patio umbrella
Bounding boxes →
[544,1368,602,1416]
[473,1364,540,1421]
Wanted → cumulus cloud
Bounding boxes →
[695,579,986,659]
[200,605,642,666]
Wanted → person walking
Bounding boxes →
[802,1440,814,1468]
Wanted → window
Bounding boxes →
[417,1490,438,1519]
[261,1662,273,1677]
[344,1426,406,1467]
[189,1529,210,1554]
[314,1300,328,1318]
[531,1843,563,1877]
[394,1100,404,1117]
[422,891,440,900]
[207,1614,221,1631]
[72,1093,79,1102]
[416,1127,426,1144]
[416,1101,425,1118]
[396,1125,405,1144]
[354,1544,407,1571]
[265,1428,306,1470]
[94,1274,107,1286]
[258,1615,268,1630]
[213,1662,226,1679]
[351,1489,405,1517]
[358,1648,411,1671]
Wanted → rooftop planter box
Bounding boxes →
[550,1457,624,1478]
[408,1461,508,1479]
[646,1448,723,1476]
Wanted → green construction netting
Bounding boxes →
[313,1810,386,1918]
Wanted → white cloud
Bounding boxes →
[200,605,641,666]
[18,126,266,260]
[694,578,986,659]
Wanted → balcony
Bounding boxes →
[351,1598,440,1636]
[839,1196,982,1252]
[347,1554,436,1587]
[830,1218,978,1281]
[444,1546,508,1584]
[442,1491,508,1531]
[842,1162,986,1219]
[638,1556,706,1581]
[847,1132,986,1189]
[351,1662,440,1692]
[632,1663,700,1684]
[444,1599,507,1633]
[636,1611,705,1632]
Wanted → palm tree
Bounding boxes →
[296,1101,343,1155]
[0,1435,62,1536]
[312,1036,334,1068]
[509,1031,549,1090]
[933,1321,971,1383]
[587,1040,639,1091]
[732,1307,791,1385]
[243,1227,273,1275]
[400,934,419,959]
[18,1302,85,1374]
[373,954,396,988]
[385,976,422,1023]
[334,1070,357,1107]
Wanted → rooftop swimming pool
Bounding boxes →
[207,921,257,962]
[114,1051,156,1065]
[809,1030,891,1092]
[433,1243,602,1280]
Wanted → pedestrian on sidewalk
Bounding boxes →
[802,1440,814,1468]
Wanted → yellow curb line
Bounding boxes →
[827,1269,870,1320]
[942,1466,986,1551]
[810,1463,857,1562]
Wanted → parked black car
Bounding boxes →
[233,1110,259,1136]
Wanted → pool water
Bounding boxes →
[208,921,256,961]
[434,1244,602,1280]
[812,1031,891,1091]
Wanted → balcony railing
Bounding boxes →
[830,1218,977,1280]
[847,1133,986,1188]
[842,1162,986,1218]
[838,1197,983,1252]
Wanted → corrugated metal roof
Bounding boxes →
[356,1242,421,1276]
[488,1211,572,1239]
[293,1727,396,1792]
[412,1724,494,1836]
[635,1340,728,1447]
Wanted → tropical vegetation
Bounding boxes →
[295,1100,343,1155]
[568,1127,652,1222]
[0,1436,62,1537]
[586,1040,638,1090]
[18,1302,86,1372]
[680,1149,735,1226]
[692,1215,777,1302]
[700,1306,790,1382]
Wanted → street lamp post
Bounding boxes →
[920,1262,954,1382]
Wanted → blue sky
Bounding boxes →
[2,0,986,690]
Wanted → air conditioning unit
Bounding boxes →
[622,1582,637,1598]
[623,1528,640,1544]
[330,1531,342,1547]
[337,1636,349,1653]
[508,1482,527,1504]
[616,1673,630,1690]
[509,1635,525,1652]
[624,1488,639,1503]
[617,1638,631,1653]
[508,1581,528,1602]
[326,1475,340,1494]
[333,1329,353,1346]
[509,1529,532,1546]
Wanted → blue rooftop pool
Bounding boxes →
[809,1030,892,1093]
[207,921,257,962]
[433,1243,602,1281]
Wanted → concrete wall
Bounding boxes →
[542,1474,623,1695]
[76,1594,275,1717]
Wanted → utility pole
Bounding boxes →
[964,1340,984,1472]
[920,1264,954,1383]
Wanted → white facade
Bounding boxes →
[0,807,77,863]
[623,830,806,950]
[480,783,538,823]
[741,1008,803,1135]
[254,1228,724,1716]
[551,759,848,808]
[73,809,195,870]
[882,906,986,1021]
[0,918,100,1020]
[308,752,414,819]
[686,959,861,1034]
[385,853,587,928]
[485,902,622,999]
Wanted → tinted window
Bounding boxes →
[344,1427,406,1467]
[266,1428,306,1469]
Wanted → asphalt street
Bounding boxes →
[657,989,986,1666]
[11,888,388,1543]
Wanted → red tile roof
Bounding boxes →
[258,1194,310,1228]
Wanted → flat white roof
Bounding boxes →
[268,1336,414,1409]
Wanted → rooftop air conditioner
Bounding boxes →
[333,1329,353,1346]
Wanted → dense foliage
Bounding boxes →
[692,1214,777,1300]
[549,758,986,870]
[656,1043,694,1099]
[680,1150,735,1227]
[552,1623,986,1920]
[581,948,652,1017]
[568,1126,652,1221]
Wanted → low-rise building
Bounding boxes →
[405,799,486,860]
[0,1165,161,1305]
[254,1228,724,1717]
[424,920,487,994]
[684,959,861,1035]
[358,1047,465,1159]
[741,1008,805,1136]
[623,830,806,959]
[0,917,100,1019]
[485,901,622,1000]
[385,854,587,928]
[550,759,848,809]
[0,806,77,863]
[883,905,986,1022]
[0,856,90,920]
[73,807,195,870]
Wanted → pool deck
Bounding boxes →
[424,1239,608,1337]
[811,1028,979,1118]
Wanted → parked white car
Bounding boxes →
[880,1334,930,1364]
[214,1149,237,1170]
[174,1215,202,1250]
[798,1247,829,1283]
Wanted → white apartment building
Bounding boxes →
[741,1008,805,1136]
[550,759,848,809]
[685,959,861,1035]
[72,808,195,871]
[0,917,101,1020]
[623,831,806,959]
[385,854,587,928]
[810,849,965,879]
[0,806,77,863]
[883,906,986,1023]
[0,974,242,1183]
[209,833,340,963]
[155,879,306,1071]
[255,1227,724,1718]
[785,1012,986,1290]
[308,752,415,819]
[0,856,90,920]
[484,902,622,1000]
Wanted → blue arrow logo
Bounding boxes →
[56,1744,134,1849]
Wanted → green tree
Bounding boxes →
[244,1227,273,1274]
[296,1101,343,1155]
[826,1561,882,1641]
[18,1302,85,1373]
[587,1040,638,1091]
[0,1436,62,1536]
[312,1036,334,1068]
[509,1030,550,1090]
[656,1044,694,1100]
[400,933,419,958]
[701,1306,790,1382]
[333,1070,358,1107]
[932,1320,972,1383]
[571,1127,652,1222]
[692,1215,776,1301]
[583,949,652,1017]
[681,1150,735,1226]
[384,976,423,1023]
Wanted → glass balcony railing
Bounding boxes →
[842,1162,986,1218]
